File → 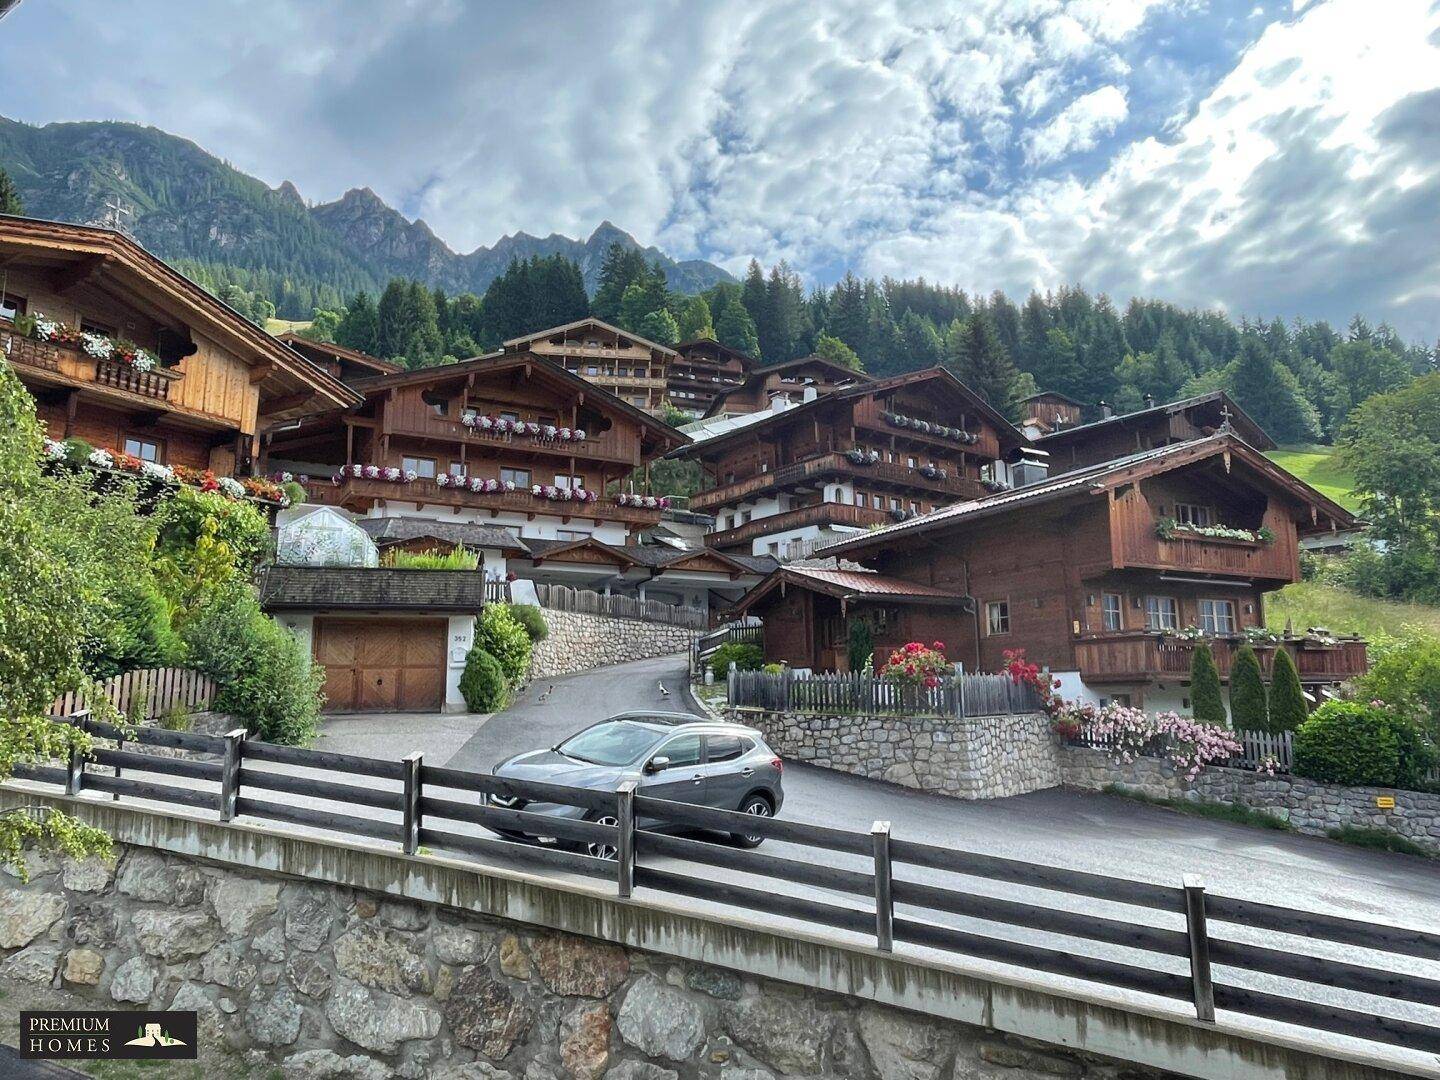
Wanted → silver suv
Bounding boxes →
[490,712,785,854]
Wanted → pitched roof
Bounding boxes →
[258,566,491,611]
[519,538,761,576]
[821,432,1356,558]
[502,317,677,357]
[730,564,969,616]
[356,518,529,553]
[277,332,402,375]
[672,337,754,364]
[1020,390,1088,407]
[1033,390,1276,452]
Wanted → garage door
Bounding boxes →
[314,619,447,712]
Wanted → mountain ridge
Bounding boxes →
[0,117,734,316]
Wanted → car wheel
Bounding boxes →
[586,813,620,860]
[731,795,772,848]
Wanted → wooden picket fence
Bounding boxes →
[49,667,216,722]
[534,583,708,630]
[728,668,1043,718]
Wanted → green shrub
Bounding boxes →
[1228,644,1267,731]
[847,619,874,672]
[1189,645,1226,725]
[61,437,93,466]
[182,582,323,744]
[1292,701,1400,787]
[156,486,271,573]
[458,647,506,712]
[382,545,479,570]
[1390,712,1440,791]
[281,480,306,506]
[82,575,183,679]
[1268,647,1308,733]
[1359,632,1440,742]
[507,604,549,643]
[475,604,531,685]
[762,663,785,675]
[709,642,763,680]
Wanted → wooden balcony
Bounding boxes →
[689,451,989,511]
[1110,504,1300,582]
[383,415,639,466]
[2,320,182,404]
[705,501,891,549]
[301,475,664,525]
[1073,631,1368,684]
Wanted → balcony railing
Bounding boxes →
[1113,519,1298,581]
[689,451,989,511]
[1072,631,1368,683]
[301,475,664,524]
[2,319,180,403]
[704,501,891,549]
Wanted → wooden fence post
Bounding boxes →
[64,745,84,797]
[872,820,893,952]
[219,729,246,822]
[402,752,423,856]
[616,780,637,899]
[1183,875,1215,1021]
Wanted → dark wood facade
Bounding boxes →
[703,354,870,418]
[667,337,751,417]
[264,352,687,539]
[502,318,673,412]
[761,436,1364,700]
[0,215,357,475]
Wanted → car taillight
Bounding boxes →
[771,756,783,773]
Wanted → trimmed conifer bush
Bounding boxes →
[1190,644,1226,725]
[1268,647,1309,733]
[507,603,549,643]
[459,647,506,712]
[1228,644,1268,731]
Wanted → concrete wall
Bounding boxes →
[0,788,1414,1080]
[1060,747,1440,856]
[729,708,1061,800]
[529,608,697,681]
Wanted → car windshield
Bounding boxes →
[557,721,665,767]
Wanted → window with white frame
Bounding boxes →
[986,600,1011,636]
[1144,595,1179,631]
[1198,598,1237,635]
[401,455,437,479]
[1101,593,1123,631]
[1175,503,1213,527]
[553,474,585,490]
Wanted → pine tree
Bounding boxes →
[897,311,943,369]
[825,273,868,358]
[1227,334,1322,442]
[1267,647,1308,733]
[740,259,771,355]
[715,294,760,360]
[1228,644,1268,732]
[675,295,714,341]
[592,243,647,324]
[1190,645,1226,725]
[947,312,1020,416]
[0,168,22,215]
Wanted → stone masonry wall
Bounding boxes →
[728,708,1061,800]
[529,608,698,681]
[0,841,1174,1080]
[1060,746,1440,855]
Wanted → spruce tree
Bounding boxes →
[592,243,647,324]
[715,294,760,360]
[1228,644,1268,732]
[1268,647,1308,733]
[947,312,1020,415]
[0,168,22,215]
[1190,645,1226,726]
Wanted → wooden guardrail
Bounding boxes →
[9,713,1440,1057]
[534,583,707,630]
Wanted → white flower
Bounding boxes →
[80,332,113,359]
[129,348,157,373]
[88,448,114,468]
[217,476,245,499]
[572,429,586,441]
[139,460,173,482]
[401,469,417,483]
[32,315,61,341]
[502,480,515,492]
[42,438,66,461]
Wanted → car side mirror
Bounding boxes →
[645,756,670,774]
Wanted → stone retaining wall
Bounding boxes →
[529,608,697,680]
[2,841,1170,1080]
[1060,747,1440,855]
[728,707,1061,800]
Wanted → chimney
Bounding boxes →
[1098,400,1113,419]
[1143,393,1155,409]
[802,386,819,403]
[1012,449,1050,487]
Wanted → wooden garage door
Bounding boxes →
[314,619,447,712]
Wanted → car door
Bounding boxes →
[702,733,750,810]
[637,732,706,810]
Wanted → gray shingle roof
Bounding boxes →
[259,566,491,612]
[357,518,529,552]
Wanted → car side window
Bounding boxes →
[657,733,702,768]
[705,735,744,763]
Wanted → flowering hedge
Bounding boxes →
[1055,701,1242,781]
[29,314,159,372]
[877,641,953,689]
[461,414,586,442]
[617,492,670,509]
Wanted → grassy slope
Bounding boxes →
[1268,581,1440,643]
[1265,444,1361,512]
[266,318,312,334]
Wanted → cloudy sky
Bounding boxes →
[3,0,1440,339]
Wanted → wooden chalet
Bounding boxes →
[793,433,1364,710]
[277,332,402,384]
[674,367,1027,558]
[667,337,752,417]
[1034,390,1275,475]
[702,354,870,418]
[0,215,358,474]
[263,351,688,545]
[501,317,673,413]
[1018,390,1087,437]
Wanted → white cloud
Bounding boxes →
[1024,85,1130,163]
